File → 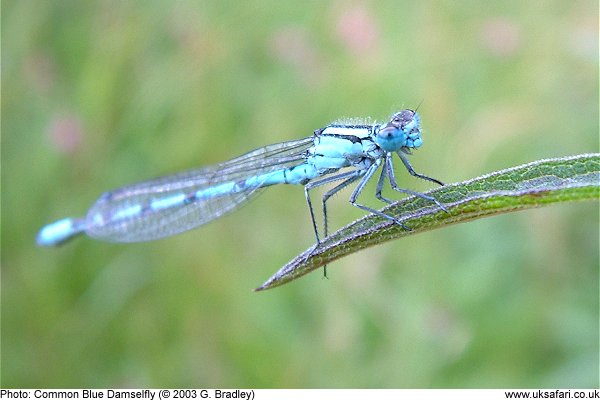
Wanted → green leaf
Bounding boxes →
[256,153,600,291]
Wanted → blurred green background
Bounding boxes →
[2,0,598,388]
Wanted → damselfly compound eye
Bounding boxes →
[378,127,395,139]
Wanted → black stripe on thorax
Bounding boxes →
[314,125,376,144]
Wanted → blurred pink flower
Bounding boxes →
[48,115,84,155]
[335,4,380,57]
[480,18,521,57]
[271,26,324,86]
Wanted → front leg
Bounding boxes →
[389,154,448,212]
[397,151,444,186]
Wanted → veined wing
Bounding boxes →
[84,137,315,242]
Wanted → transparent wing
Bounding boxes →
[84,137,315,242]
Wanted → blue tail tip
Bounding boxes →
[36,218,82,246]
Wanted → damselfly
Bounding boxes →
[37,109,445,248]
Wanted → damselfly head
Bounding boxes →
[373,109,423,152]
